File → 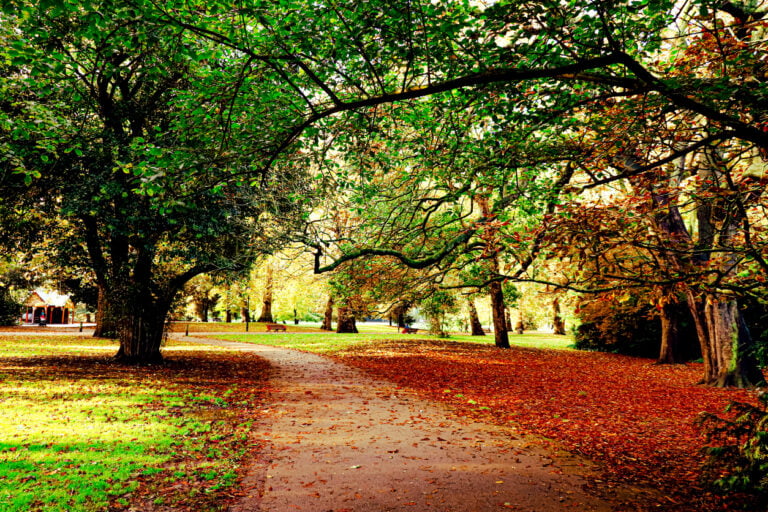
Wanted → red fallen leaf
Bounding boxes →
[334,339,758,511]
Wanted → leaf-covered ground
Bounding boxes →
[333,339,757,511]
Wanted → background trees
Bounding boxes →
[2,0,768,384]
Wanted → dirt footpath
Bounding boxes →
[188,337,646,512]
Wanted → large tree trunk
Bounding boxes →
[640,149,762,385]
[114,307,167,364]
[552,297,566,335]
[257,264,274,323]
[336,305,358,333]
[321,295,334,331]
[241,306,250,323]
[196,301,209,322]
[657,294,687,364]
[477,197,508,348]
[112,283,170,364]
[93,283,118,338]
[468,299,485,336]
[489,280,509,348]
[686,291,764,387]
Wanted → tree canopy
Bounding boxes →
[1,0,767,384]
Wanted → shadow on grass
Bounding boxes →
[0,348,271,512]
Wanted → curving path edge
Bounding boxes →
[183,336,645,512]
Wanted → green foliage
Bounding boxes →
[419,290,459,338]
[0,288,20,326]
[698,393,768,506]
[740,298,768,368]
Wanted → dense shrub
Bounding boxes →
[573,293,698,359]
[0,288,20,326]
[741,298,768,367]
[698,394,768,508]
[574,295,663,357]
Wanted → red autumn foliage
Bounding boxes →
[334,339,758,511]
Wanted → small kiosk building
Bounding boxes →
[22,290,75,325]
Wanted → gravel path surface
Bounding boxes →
[180,336,637,512]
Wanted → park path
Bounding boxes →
[181,336,642,512]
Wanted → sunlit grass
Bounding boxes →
[211,330,575,354]
[0,336,118,357]
[0,335,269,512]
[168,321,325,333]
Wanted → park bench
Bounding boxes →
[401,327,418,334]
[266,323,287,332]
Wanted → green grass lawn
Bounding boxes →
[212,330,575,354]
[0,335,270,512]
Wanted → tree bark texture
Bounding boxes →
[644,152,763,386]
[468,299,485,336]
[686,291,764,387]
[111,283,170,364]
[489,281,509,348]
[657,301,681,364]
[321,295,334,331]
[257,264,274,323]
[336,305,358,333]
[93,283,118,338]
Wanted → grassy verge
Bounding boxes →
[167,321,325,334]
[211,330,575,354]
[0,336,270,512]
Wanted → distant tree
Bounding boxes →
[466,297,485,336]
[0,288,20,326]
[321,296,334,331]
[419,290,459,338]
[256,264,275,323]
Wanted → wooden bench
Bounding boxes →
[266,323,287,332]
[401,327,418,334]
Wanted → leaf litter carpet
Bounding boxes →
[192,337,654,511]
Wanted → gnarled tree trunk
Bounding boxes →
[657,293,689,364]
[114,298,168,364]
[686,291,763,387]
[336,305,358,333]
[110,277,174,364]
